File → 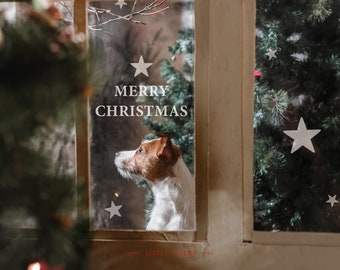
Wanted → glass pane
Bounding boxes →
[253,1,340,232]
[89,0,195,230]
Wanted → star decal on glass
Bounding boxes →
[283,117,321,153]
[130,55,153,77]
[115,0,127,9]
[326,195,339,207]
[105,201,122,219]
[265,48,277,60]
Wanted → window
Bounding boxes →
[244,0,340,245]
[87,0,195,230]
[73,0,208,241]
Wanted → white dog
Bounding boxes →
[114,133,195,231]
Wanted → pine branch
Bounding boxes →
[307,0,333,24]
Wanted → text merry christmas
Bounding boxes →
[94,85,188,117]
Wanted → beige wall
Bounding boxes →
[86,0,340,269]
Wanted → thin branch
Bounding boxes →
[88,0,169,30]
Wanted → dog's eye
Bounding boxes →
[138,147,143,154]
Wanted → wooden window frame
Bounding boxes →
[74,0,208,244]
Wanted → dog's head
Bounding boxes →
[114,133,181,182]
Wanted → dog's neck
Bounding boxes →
[146,157,195,231]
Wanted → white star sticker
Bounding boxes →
[265,48,277,60]
[130,55,153,77]
[105,201,122,219]
[326,195,339,207]
[115,0,127,9]
[283,117,321,153]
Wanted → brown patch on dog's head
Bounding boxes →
[131,133,182,182]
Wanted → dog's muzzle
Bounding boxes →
[114,150,138,179]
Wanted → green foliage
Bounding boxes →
[0,7,92,269]
[307,0,333,24]
[254,0,340,231]
[136,28,194,221]
[254,83,289,127]
[140,28,194,171]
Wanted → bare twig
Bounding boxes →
[88,0,169,30]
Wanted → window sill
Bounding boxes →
[248,231,340,247]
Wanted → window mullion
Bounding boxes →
[74,0,91,222]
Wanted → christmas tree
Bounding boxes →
[0,4,93,269]
[136,27,194,221]
[139,27,194,171]
[254,0,340,232]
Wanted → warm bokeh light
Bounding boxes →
[27,262,41,270]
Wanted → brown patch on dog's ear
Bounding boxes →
[156,134,182,166]
[155,131,169,138]
[157,135,173,160]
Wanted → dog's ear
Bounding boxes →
[155,131,168,138]
[157,134,173,161]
